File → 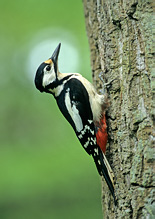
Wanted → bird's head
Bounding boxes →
[34,43,61,92]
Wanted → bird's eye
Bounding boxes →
[46,65,51,71]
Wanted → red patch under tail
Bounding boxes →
[95,114,108,154]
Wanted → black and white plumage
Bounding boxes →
[34,43,116,204]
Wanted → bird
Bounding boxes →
[34,43,116,204]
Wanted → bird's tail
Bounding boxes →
[92,147,116,205]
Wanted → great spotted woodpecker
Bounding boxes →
[34,43,116,204]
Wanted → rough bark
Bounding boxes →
[83,0,154,218]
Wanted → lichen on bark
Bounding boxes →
[83,0,154,218]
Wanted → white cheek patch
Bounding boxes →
[42,74,53,87]
[42,66,55,87]
[65,88,83,132]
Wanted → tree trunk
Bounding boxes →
[83,0,154,218]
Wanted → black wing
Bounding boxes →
[56,78,116,203]
[56,78,96,155]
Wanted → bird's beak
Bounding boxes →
[50,43,61,64]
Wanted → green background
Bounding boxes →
[0,0,102,218]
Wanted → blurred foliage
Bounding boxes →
[0,0,102,218]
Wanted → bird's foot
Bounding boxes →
[99,71,117,94]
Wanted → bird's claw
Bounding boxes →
[99,71,117,94]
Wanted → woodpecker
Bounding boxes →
[34,43,116,204]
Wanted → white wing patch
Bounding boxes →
[81,124,94,136]
[78,122,96,151]
[84,140,90,148]
[65,88,83,132]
